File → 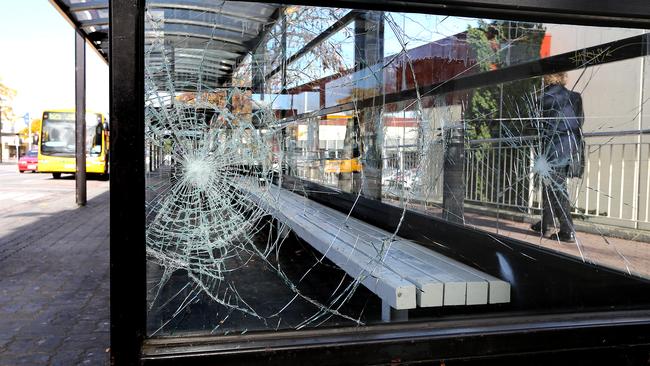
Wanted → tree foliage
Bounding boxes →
[465,20,546,140]
[0,79,17,129]
[17,118,40,140]
[464,21,545,202]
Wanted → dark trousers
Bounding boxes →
[541,167,574,233]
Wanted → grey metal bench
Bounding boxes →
[245,183,510,321]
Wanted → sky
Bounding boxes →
[0,0,108,131]
[0,2,474,133]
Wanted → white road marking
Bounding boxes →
[0,191,49,202]
[13,193,48,202]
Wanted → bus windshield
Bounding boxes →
[41,112,104,157]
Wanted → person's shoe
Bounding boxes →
[530,221,547,235]
[550,231,575,243]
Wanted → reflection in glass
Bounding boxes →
[143,1,650,337]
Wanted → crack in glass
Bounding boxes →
[143,3,650,336]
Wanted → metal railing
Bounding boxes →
[464,133,650,229]
[286,133,650,230]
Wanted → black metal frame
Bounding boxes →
[109,0,650,364]
[110,0,146,365]
[238,0,650,29]
[278,33,650,124]
[141,310,650,365]
[265,10,362,81]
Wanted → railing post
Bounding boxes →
[634,46,646,228]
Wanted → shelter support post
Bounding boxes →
[75,30,87,206]
[110,0,146,364]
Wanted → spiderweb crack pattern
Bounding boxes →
[144,8,374,334]
[143,5,649,335]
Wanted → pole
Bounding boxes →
[75,30,87,206]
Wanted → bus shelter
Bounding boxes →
[55,0,650,365]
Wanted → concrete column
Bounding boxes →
[353,11,384,199]
[339,117,361,193]
[442,125,465,223]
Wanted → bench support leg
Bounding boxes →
[381,301,408,322]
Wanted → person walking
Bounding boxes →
[530,72,584,243]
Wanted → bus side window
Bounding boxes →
[91,123,103,155]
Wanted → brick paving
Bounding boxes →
[0,158,646,364]
[0,164,109,365]
[464,211,650,279]
[387,198,650,279]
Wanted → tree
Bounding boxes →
[17,118,41,141]
[466,20,546,138]
[0,79,17,130]
[465,21,546,202]
[231,7,349,91]
[30,118,40,135]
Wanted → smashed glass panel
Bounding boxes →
[144,1,650,337]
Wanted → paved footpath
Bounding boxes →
[0,163,109,365]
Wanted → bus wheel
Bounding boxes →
[52,173,61,179]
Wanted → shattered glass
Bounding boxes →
[143,2,650,336]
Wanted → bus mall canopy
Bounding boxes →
[51,0,282,90]
[50,0,650,365]
[50,0,650,91]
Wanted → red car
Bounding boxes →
[18,150,38,173]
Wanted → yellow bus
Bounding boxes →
[324,157,362,174]
[38,110,109,179]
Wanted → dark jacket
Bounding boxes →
[542,84,585,177]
